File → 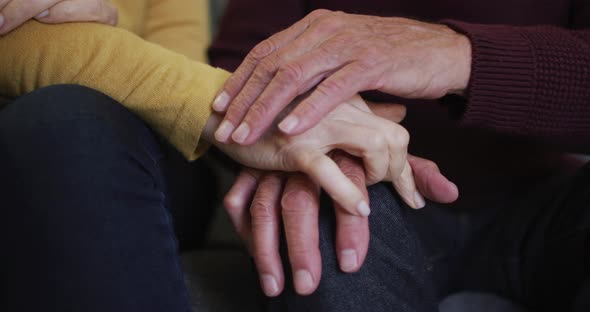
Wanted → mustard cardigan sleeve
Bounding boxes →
[0,21,230,160]
[143,0,211,62]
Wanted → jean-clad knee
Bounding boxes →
[0,85,192,312]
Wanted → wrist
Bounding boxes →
[448,32,472,96]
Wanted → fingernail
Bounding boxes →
[294,270,314,294]
[214,120,234,142]
[278,115,299,134]
[340,249,358,272]
[0,14,4,28]
[232,122,250,144]
[212,91,230,112]
[35,10,49,19]
[414,191,426,209]
[357,201,371,217]
[260,274,279,296]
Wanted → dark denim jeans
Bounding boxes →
[0,85,217,311]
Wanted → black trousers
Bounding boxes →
[271,160,590,312]
[0,85,218,311]
[1,85,588,311]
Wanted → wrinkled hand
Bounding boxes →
[225,153,458,297]
[222,103,459,296]
[204,96,425,215]
[212,10,471,145]
[0,0,117,35]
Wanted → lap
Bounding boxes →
[0,85,216,311]
[271,162,590,312]
[0,84,216,249]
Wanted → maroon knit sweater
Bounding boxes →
[209,0,590,209]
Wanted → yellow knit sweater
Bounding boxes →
[0,0,230,160]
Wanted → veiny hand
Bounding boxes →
[203,95,424,217]
[212,9,471,145]
[225,152,458,296]
[221,103,458,296]
[0,0,118,35]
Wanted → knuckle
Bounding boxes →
[288,246,313,259]
[339,220,365,238]
[250,39,276,61]
[308,9,332,20]
[281,189,314,215]
[317,78,346,98]
[246,100,271,122]
[319,11,348,30]
[389,125,410,149]
[345,172,366,188]
[276,62,304,84]
[250,200,275,223]
[396,127,410,146]
[225,98,251,121]
[223,74,247,97]
[367,133,387,151]
[253,249,276,262]
[223,195,242,215]
[257,58,279,75]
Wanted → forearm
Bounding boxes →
[0,21,230,160]
[445,21,590,149]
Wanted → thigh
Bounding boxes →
[0,85,204,311]
[458,163,590,311]
[269,183,437,312]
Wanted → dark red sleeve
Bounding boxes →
[443,18,590,148]
[208,0,307,72]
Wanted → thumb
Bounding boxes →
[408,155,459,204]
[366,101,407,123]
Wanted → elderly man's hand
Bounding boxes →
[225,153,458,296]
[212,10,471,145]
[0,0,118,35]
[222,103,459,297]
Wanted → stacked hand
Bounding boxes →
[212,9,471,145]
[210,9,470,297]
[0,0,117,35]
[204,95,432,215]
[219,103,458,296]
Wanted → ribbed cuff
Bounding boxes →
[442,20,536,132]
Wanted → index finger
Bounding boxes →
[212,9,332,113]
[294,151,369,217]
[278,61,376,135]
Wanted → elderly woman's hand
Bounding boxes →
[0,0,117,35]
[212,10,472,145]
[204,95,425,217]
